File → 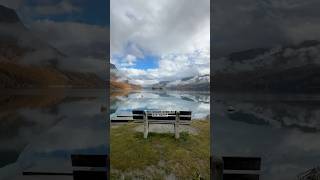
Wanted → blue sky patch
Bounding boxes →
[133,55,159,70]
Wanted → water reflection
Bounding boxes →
[110,90,210,120]
[213,93,320,180]
[0,90,107,180]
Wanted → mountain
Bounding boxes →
[0,5,104,88]
[110,63,140,90]
[152,74,210,91]
[151,81,170,90]
[0,5,20,23]
[213,40,320,93]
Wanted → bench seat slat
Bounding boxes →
[73,171,107,180]
[180,111,192,115]
[71,155,107,167]
[133,120,191,124]
[223,157,261,170]
[223,173,259,180]
[146,116,176,120]
[133,116,144,120]
[180,117,191,120]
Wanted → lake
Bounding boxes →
[213,93,320,180]
[110,90,210,120]
[0,89,108,180]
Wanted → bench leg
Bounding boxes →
[175,123,180,139]
[144,121,148,139]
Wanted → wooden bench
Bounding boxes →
[211,156,261,180]
[132,110,192,139]
[23,154,109,180]
[71,154,108,180]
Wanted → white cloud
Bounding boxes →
[111,0,210,86]
[120,54,137,67]
[115,49,210,86]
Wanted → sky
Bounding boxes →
[0,0,109,77]
[213,0,320,57]
[110,0,210,86]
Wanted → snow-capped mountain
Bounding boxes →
[213,40,320,93]
[152,74,210,91]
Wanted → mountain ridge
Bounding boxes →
[151,74,209,91]
[0,5,105,88]
[214,40,320,93]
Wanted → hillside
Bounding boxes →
[110,63,140,90]
[0,5,104,88]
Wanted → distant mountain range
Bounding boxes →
[213,40,320,93]
[0,5,104,88]
[152,74,209,91]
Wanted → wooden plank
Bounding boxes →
[147,116,176,120]
[180,111,192,115]
[223,157,261,170]
[111,119,131,123]
[138,121,190,125]
[132,110,144,114]
[116,115,132,117]
[23,172,72,176]
[133,115,144,120]
[180,116,191,120]
[223,173,259,180]
[211,156,223,180]
[144,113,148,139]
[175,111,180,139]
[73,171,107,180]
[71,154,107,167]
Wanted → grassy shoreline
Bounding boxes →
[110,120,210,179]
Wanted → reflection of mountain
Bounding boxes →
[152,74,210,91]
[111,91,210,119]
[110,63,140,90]
[0,5,104,88]
[214,94,320,180]
[216,94,320,132]
[214,40,320,93]
[0,94,65,168]
[0,91,107,172]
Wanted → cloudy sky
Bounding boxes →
[111,0,210,86]
[213,0,320,57]
[0,0,109,76]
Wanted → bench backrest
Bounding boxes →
[222,156,261,180]
[132,110,192,123]
[71,154,108,180]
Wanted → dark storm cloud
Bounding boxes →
[213,0,320,57]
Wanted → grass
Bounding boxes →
[110,120,210,179]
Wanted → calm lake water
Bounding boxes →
[213,93,320,180]
[1,89,320,179]
[110,90,210,120]
[0,89,107,180]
